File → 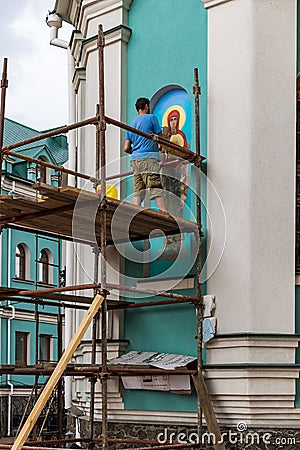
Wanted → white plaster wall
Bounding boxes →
[205,0,296,334]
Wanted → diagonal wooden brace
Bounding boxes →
[192,373,226,450]
[11,293,105,450]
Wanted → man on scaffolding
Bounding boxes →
[124,97,167,212]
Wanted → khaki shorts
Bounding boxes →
[130,158,164,200]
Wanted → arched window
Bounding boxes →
[15,244,29,280]
[39,249,52,284]
[40,249,49,284]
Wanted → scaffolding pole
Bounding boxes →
[97,24,109,450]
[89,246,100,448]
[193,67,203,445]
[0,57,8,192]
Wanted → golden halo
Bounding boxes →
[162,105,186,130]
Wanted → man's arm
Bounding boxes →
[124,139,132,154]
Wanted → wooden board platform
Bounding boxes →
[0,184,199,245]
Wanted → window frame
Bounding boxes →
[15,244,26,280]
[39,334,52,362]
[15,331,29,365]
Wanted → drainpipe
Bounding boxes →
[46,12,76,409]
[46,13,68,50]
[7,228,15,436]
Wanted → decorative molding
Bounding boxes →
[1,177,36,197]
[0,307,58,325]
[80,25,131,67]
[205,336,300,365]
[70,30,83,65]
[78,0,132,38]
[202,0,233,8]
[73,67,86,93]
[107,410,197,425]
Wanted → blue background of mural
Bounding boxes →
[152,88,192,146]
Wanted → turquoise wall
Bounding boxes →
[126,0,207,154]
[2,229,60,311]
[124,0,207,412]
[1,228,61,387]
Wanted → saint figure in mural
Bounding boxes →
[160,108,190,259]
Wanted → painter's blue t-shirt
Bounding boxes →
[125,114,162,160]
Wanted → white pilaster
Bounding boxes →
[203,0,299,425]
[204,0,296,334]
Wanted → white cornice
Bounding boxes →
[80,25,131,67]
[73,67,86,93]
[70,31,83,65]
[202,0,233,8]
[78,0,132,37]
[0,307,58,325]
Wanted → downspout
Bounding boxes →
[46,12,76,410]
[7,228,15,436]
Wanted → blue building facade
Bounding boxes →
[0,117,68,436]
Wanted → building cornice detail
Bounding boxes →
[202,0,233,9]
[80,25,132,67]
[73,67,86,93]
[78,0,132,38]
[0,307,58,325]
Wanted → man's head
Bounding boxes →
[135,97,150,113]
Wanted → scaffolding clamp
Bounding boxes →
[194,154,203,168]
[99,371,110,381]
[97,286,110,297]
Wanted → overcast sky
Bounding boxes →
[0,0,72,131]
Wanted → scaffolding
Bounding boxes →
[0,25,225,450]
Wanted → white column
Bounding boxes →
[204,0,296,334]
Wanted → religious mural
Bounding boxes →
[152,88,192,259]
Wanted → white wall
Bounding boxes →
[204,0,296,334]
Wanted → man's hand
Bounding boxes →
[124,139,132,154]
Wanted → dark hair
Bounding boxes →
[135,97,149,112]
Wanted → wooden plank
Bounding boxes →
[33,183,76,205]
[11,293,105,450]
[0,191,198,243]
[192,374,226,450]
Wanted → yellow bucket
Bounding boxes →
[96,183,118,199]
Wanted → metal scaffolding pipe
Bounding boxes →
[108,297,194,311]
[6,150,97,182]
[105,115,202,165]
[193,67,204,440]
[0,446,66,450]
[0,202,76,227]
[97,24,108,450]
[0,58,8,150]
[5,224,97,246]
[0,365,196,376]
[0,282,98,298]
[106,282,198,302]
[0,57,8,192]
[1,116,98,154]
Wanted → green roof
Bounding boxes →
[3,118,68,165]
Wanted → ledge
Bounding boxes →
[202,0,233,9]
